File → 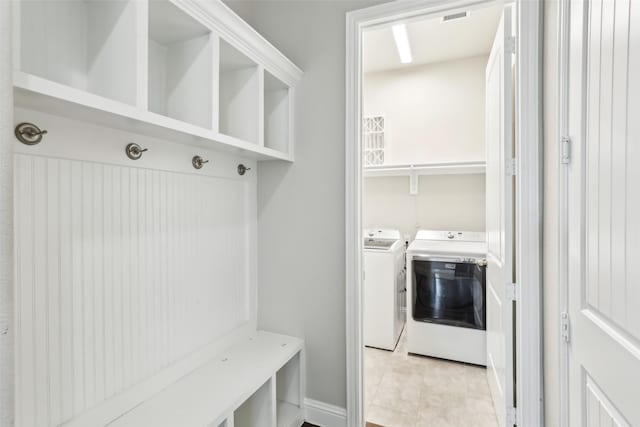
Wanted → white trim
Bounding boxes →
[0,0,14,425]
[304,398,347,427]
[177,0,303,87]
[514,1,543,425]
[557,0,571,425]
[346,1,543,426]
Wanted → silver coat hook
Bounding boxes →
[237,164,251,176]
[15,122,48,145]
[125,143,148,160]
[192,156,209,169]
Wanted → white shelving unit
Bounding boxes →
[99,332,304,427]
[363,161,487,177]
[364,161,486,195]
[12,0,302,161]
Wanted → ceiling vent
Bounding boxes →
[441,11,468,22]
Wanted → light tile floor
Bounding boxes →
[364,329,498,427]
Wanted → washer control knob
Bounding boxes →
[447,232,455,239]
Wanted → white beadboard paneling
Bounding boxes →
[13,109,256,425]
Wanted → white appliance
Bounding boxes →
[363,229,406,351]
[406,230,487,365]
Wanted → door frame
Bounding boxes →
[344,1,543,426]
[557,0,570,425]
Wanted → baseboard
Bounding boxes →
[304,398,347,427]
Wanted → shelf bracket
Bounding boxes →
[409,166,419,195]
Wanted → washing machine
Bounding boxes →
[406,230,487,365]
[363,229,406,351]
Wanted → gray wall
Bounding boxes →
[226,0,562,418]
[224,0,386,408]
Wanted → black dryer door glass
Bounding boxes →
[412,259,486,330]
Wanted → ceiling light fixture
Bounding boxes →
[391,24,412,64]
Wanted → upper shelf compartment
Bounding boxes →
[13,0,302,162]
[148,0,213,129]
[219,40,260,144]
[17,0,141,107]
[264,71,291,154]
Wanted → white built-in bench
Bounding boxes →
[105,332,304,427]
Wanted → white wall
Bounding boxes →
[363,56,487,238]
[363,55,487,165]
[224,0,387,410]
[363,174,486,240]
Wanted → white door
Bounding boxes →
[485,6,515,427]
[566,0,640,425]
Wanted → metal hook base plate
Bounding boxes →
[15,122,47,145]
[126,143,147,160]
[237,164,251,176]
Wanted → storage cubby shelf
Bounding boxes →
[105,332,303,427]
[14,72,292,162]
[13,0,301,162]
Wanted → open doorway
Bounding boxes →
[346,1,542,426]
[361,4,506,426]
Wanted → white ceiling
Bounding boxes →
[363,4,503,73]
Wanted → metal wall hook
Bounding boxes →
[125,143,148,160]
[237,164,251,176]
[192,156,209,169]
[15,122,48,145]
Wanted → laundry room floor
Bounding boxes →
[364,329,498,427]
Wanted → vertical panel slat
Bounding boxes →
[129,168,140,382]
[93,163,105,403]
[121,167,132,387]
[103,166,114,399]
[46,159,62,426]
[144,168,153,374]
[139,169,149,379]
[627,0,640,341]
[111,167,123,393]
[586,0,603,309]
[610,0,631,329]
[160,170,167,366]
[16,155,35,426]
[33,157,49,427]
[81,162,95,409]
[59,159,74,421]
[597,0,615,319]
[70,161,84,413]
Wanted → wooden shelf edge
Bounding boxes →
[13,72,293,163]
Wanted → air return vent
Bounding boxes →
[442,11,468,22]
